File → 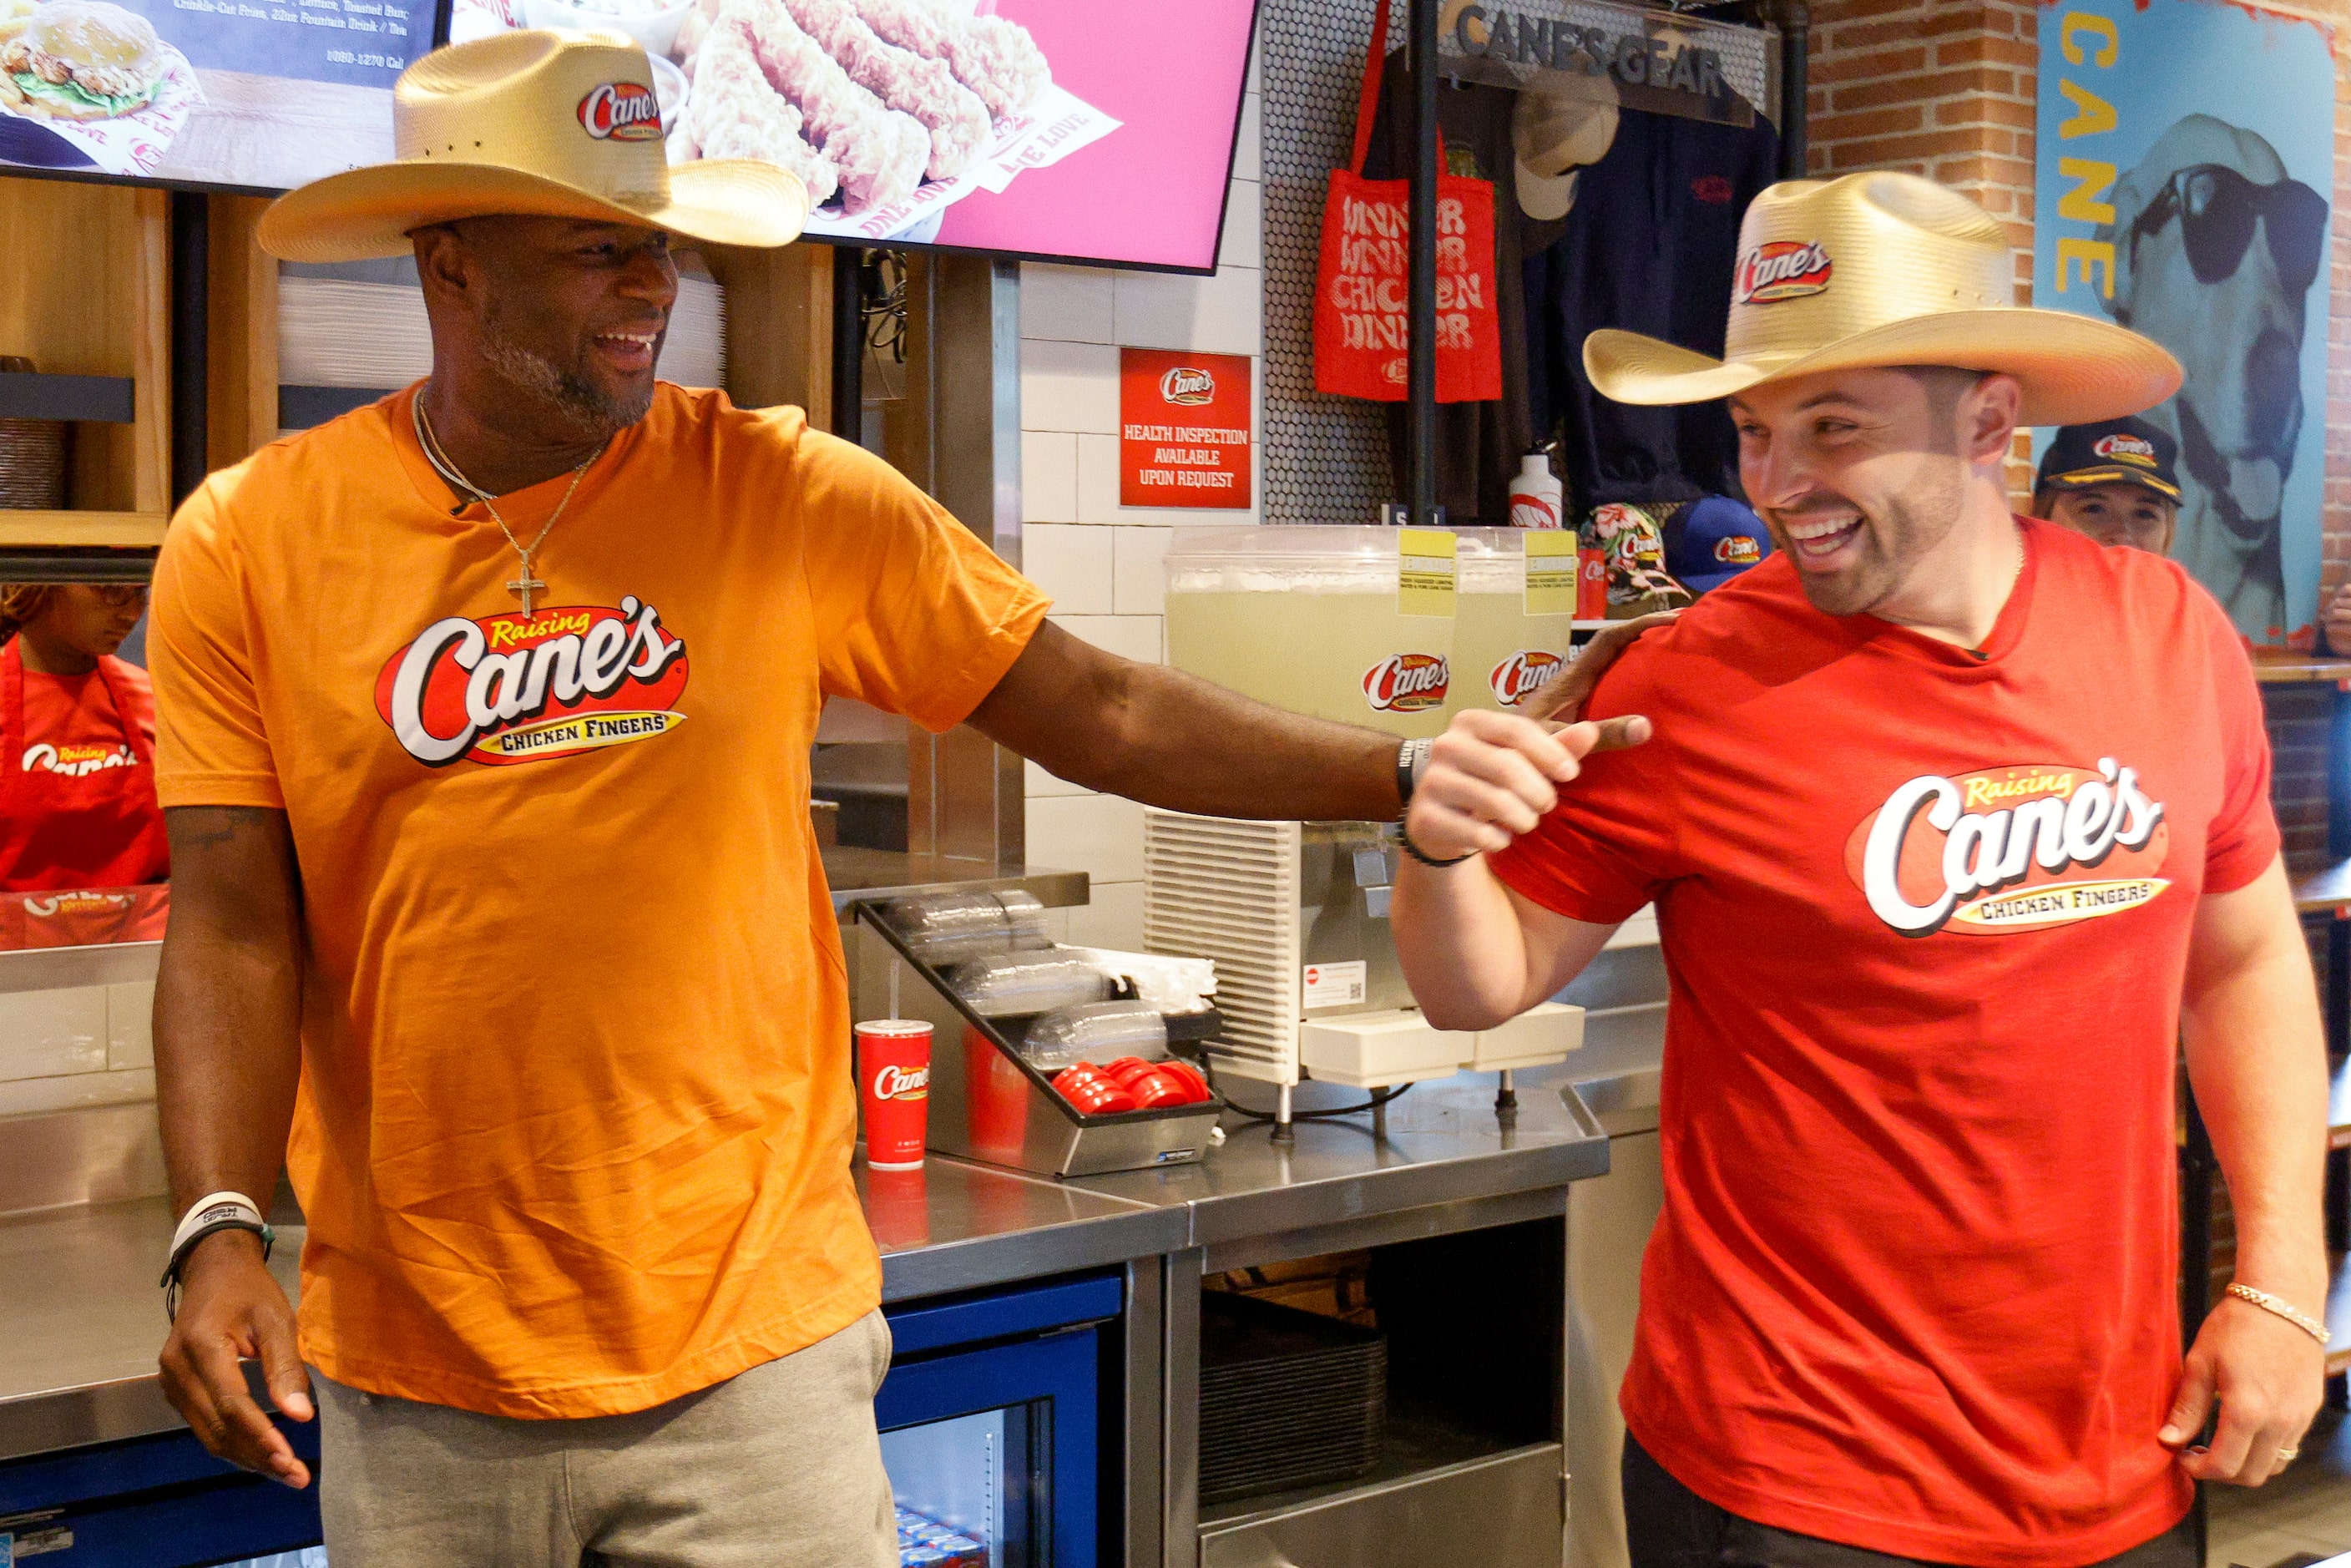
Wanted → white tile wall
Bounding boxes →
[1016,64,1261,930]
[1025,794,1147,884]
[1019,340,1123,436]
[1024,525,1116,615]
[1113,527,1174,616]
[1021,432,1079,524]
[1050,614,1163,666]
[0,983,158,1115]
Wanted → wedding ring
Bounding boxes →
[2278,1446,2301,1463]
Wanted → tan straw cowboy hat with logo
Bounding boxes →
[258,29,807,262]
[1584,170,2182,425]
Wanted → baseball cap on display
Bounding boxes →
[1511,81,1618,223]
[2032,416,2182,501]
[1665,496,1772,594]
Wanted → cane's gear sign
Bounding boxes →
[1844,760,2169,935]
[1734,240,1833,304]
[2092,432,2156,465]
[376,598,690,766]
[1363,653,1450,713]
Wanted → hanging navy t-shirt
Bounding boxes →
[1527,105,1779,511]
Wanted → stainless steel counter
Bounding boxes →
[0,1072,1606,1465]
[0,1197,304,1462]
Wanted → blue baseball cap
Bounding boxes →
[1665,496,1772,594]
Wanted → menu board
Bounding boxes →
[456,0,1257,273]
[0,0,436,188]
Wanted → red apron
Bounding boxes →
[0,640,170,893]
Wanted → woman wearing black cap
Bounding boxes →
[2030,416,2182,555]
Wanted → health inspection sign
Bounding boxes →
[1119,348,1253,509]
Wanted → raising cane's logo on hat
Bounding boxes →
[577,81,663,142]
[376,597,690,766]
[1734,240,1833,305]
[1363,653,1450,713]
[1160,367,1216,405]
[1845,759,2170,936]
[2092,432,2157,466]
[1714,535,1762,566]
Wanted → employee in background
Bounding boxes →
[2030,416,2181,554]
[0,581,166,893]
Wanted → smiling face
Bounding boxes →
[1728,367,2005,620]
[420,215,680,442]
[2040,482,2178,555]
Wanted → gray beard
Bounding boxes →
[478,317,653,440]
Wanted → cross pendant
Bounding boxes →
[506,557,546,616]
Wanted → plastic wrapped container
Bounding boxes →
[881,889,1050,965]
[1018,999,1170,1070]
[943,951,1112,1019]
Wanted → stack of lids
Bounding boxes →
[1197,1290,1387,1504]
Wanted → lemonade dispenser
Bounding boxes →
[1152,527,1590,1130]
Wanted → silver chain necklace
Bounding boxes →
[412,393,604,617]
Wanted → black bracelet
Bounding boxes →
[160,1218,273,1323]
[1393,738,1425,809]
[1398,817,1475,868]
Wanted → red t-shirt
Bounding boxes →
[1491,520,2276,1566]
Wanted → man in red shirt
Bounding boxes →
[1394,170,2328,1566]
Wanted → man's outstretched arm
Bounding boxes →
[2164,853,2328,1487]
[966,615,1667,824]
[154,805,314,1488]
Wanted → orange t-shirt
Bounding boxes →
[150,384,1049,1419]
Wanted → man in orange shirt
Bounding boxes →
[148,33,1636,1566]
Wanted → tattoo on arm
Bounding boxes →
[168,807,282,852]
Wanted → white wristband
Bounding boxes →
[171,1191,267,1260]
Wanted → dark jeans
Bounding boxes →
[1622,1432,2198,1568]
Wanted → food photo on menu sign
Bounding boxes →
[0,0,433,184]
[454,0,1256,269]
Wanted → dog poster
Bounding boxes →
[2034,0,2333,647]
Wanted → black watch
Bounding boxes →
[1394,738,1433,807]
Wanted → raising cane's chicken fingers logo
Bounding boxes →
[1844,760,2169,936]
[376,598,690,766]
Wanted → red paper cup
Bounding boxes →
[1052,1065,1138,1116]
[858,1019,933,1169]
[1157,1060,1212,1103]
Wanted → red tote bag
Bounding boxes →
[1312,3,1504,402]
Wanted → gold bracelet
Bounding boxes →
[2226,1283,2332,1345]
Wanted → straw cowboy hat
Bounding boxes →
[1585,170,2182,425]
[258,30,807,262]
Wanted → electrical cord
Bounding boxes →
[1200,1056,1414,1122]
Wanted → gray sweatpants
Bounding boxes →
[312,1309,897,1568]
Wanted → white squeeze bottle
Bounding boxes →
[1508,448,1564,529]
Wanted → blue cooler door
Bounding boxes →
[877,1274,1119,1568]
